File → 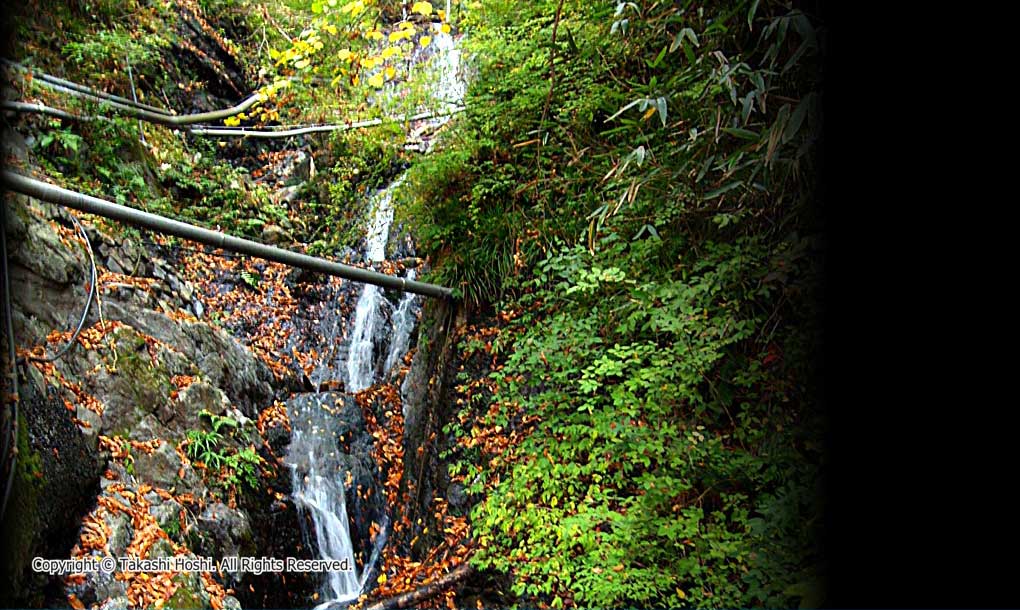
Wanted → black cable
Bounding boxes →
[1,198,19,523]
[28,215,97,363]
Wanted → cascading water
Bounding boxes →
[286,183,409,608]
[383,268,419,377]
[286,400,362,606]
[344,179,402,393]
[284,25,464,609]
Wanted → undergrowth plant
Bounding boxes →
[185,410,264,492]
[417,0,826,607]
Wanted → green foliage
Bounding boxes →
[199,409,240,434]
[185,415,263,491]
[37,124,83,155]
[185,429,225,467]
[415,0,826,607]
[239,270,261,289]
[62,28,167,76]
[221,447,263,490]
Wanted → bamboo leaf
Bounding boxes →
[722,127,759,141]
[703,180,744,200]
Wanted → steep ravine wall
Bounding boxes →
[395,297,463,560]
[0,127,314,608]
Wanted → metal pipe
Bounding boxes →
[1,171,454,299]
[2,58,174,116]
[187,107,465,139]
[26,80,264,128]
[0,100,110,123]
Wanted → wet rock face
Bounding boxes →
[96,300,275,419]
[396,298,462,560]
[132,440,204,494]
[0,375,103,608]
[333,395,386,566]
[194,501,254,560]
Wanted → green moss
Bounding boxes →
[0,414,45,606]
[167,575,205,609]
[105,328,174,437]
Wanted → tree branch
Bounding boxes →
[362,561,475,610]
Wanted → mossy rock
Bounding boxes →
[0,414,46,606]
[100,327,175,438]
[168,573,206,610]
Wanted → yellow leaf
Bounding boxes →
[676,588,687,600]
[642,106,657,121]
[223,116,241,127]
[338,48,352,61]
[377,573,387,584]
[411,1,433,16]
[381,46,400,59]
[366,29,385,41]
[400,21,416,30]
[341,1,365,16]
[441,23,451,34]
[420,35,432,48]
[385,66,396,79]
[368,73,384,88]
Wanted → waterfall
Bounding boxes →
[383,268,419,376]
[345,180,402,393]
[286,398,362,606]
[284,26,464,609]
[286,182,409,608]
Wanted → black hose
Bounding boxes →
[28,215,97,363]
[1,197,19,523]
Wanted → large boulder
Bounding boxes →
[131,440,203,494]
[193,501,254,561]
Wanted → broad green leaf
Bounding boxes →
[655,96,668,127]
[783,93,812,144]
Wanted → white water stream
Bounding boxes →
[285,25,464,608]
